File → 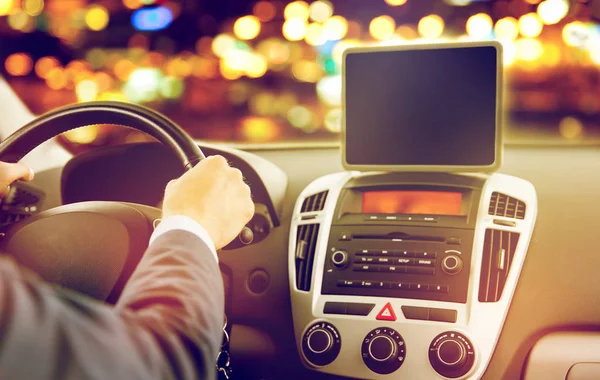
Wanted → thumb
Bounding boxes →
[0,162,34,198]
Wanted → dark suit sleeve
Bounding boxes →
[0,229,224,380]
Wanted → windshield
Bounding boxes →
[1,0,599,147]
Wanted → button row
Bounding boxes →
[337,280,449,293]
[355,257,436,266]
[401,306,457,323]
[353,264,435,275]
[356,250,437,258]
[323,302,375,316]
[364,215,439,222]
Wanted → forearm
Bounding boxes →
[0,230,223,380]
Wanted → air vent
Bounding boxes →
[301,191,328,213]
[488,192,526,219]
[295,223,320,291]
[479,229,520,302]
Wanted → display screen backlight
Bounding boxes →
[362,191,463,215]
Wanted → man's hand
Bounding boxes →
[0,162,34,198]
[161,155,254,250]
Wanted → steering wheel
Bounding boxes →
[0,101,205,303]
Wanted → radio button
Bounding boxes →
[430,284,450,293]
[354,256,374,263]
[353,264,380,272]
[324,302,347,315]
[442,255,463,275]
[331,250,349,268]
[391,250,414,257]
[385,266,406,273]
[377,257,392,264]
[356,249,372,256]
[337,280,362,287]
[401,306,430,321]
[397,258,414,265]
[407,267,435,275]
[409,283,430,291]
[390,281,409,290]
[339,232,352,241]
[415,252,437,258]
[416,259,436,266]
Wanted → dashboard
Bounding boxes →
[25,141,600,380]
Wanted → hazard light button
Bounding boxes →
[376,302,397,321]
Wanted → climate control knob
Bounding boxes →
[331,250,349,268]
[302,322,341,366]
[429,332,475,378]
[362,327,406,374]
[442,255,463,275]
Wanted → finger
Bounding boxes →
[0,185,9,199]
[0,162,34,188]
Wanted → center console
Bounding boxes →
[289,171,536,379]
[288,41,537,379]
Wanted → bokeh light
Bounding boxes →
[418,15,445,39]
[63,126,99,145]
[283,18,308,41]
[370,15,396,41]
[537,0,569,25]
[515,38,544,61]
[284,1,309,21]
[495,17,519,41]
[309,1,333,23]
[305,23,326,46]
[385,0,408,6]
[123,0,143,10]
[23,0,44,16]
[35,57,60,79]
[253,1,276,22]
[466,13,493,39]
[241,117,280,142]
[46,68,68,90]
[519,13,543,38]
[562,21,588,47]
[85,5,110,31]
[234,15,261,40]
[76,80,99,102]
[5,53,33,76]
[0,0,14,16]
[324,108,342,132]
[559,116,584,139]
[323,16,348,41]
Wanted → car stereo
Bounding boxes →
[342,41,503,172]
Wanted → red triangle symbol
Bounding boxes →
[376,302,397,321]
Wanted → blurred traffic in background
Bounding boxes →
[0,0,599,150]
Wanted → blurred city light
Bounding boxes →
[323,16,348,41]
[234,15,261,40]
[0,0,13,16]
[305,23,326,46]
[537,0,569,25]
[287,105,313,128]
[253,1,276,22]
[370,15,396,40]
[495,17,519,41]
[85,5,110,31]
[283,18,308,41]
[284,1,310,21]
[418,15,445,39]
[123,0,143,9]
[76,80,99,102]
[562,21,589,47]
[5,53,33,76]
[241,117,280,142]
[317,75,342,107]
[35,57,60,78]
[63,126,99,144]
[515,38,544,61]
[123,68,162,102]
[324,108,342,132]
[385,0,408,6]
[309,1,333,23]
[132,6,173,31]
[23,0,44,16]
[466,13,493,39]
[559,116,584,139]
[518,13,544,38]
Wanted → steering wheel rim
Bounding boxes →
[0,100,205,168]
[0,101,204,302]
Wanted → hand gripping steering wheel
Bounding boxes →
[0,101,205,303]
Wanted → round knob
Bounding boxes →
[429,332,475,378]
[239,226,254,245]
[442,255,463,275]
[437,339,467,368]
[362,328,406,374]
[368,335,397,363]
[302,322,341,366]
[307,328,333,354]
[331,250,349,268]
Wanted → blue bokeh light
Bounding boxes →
[132,6,173,31]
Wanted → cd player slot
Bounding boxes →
[352,232,445,243]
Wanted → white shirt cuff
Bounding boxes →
[149,215,218,263]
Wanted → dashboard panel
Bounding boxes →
[32,142,600,380]
[289,171,536,379]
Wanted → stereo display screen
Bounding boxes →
[362,191,463,215]
[344,44,500,170]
